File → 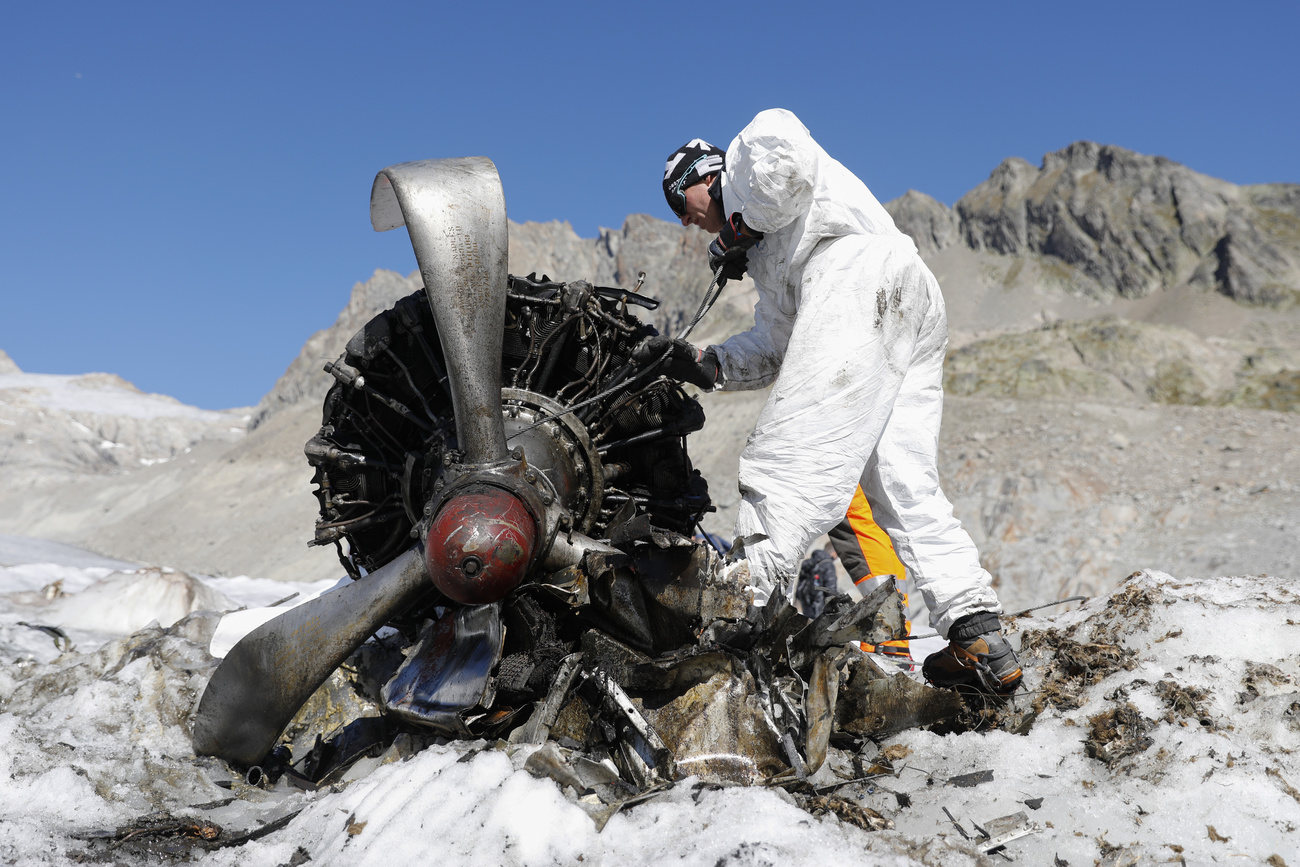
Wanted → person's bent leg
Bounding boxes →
[857,268,1021,693]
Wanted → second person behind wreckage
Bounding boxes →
[640,108,1022,696]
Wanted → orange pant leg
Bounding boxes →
[841,487,911,657]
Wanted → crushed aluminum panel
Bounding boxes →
[834,645,962,737]
[635,656,787,786]
[803,647,846,774]
[370,157,510,465]
[382,603,505,736]
[513,653,583,745]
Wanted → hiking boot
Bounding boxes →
[922,611,1022,695]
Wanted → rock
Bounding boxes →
[1212,202,1300,306]
[0,349,19,374]
[883,190,959,257]
[250,268,424,428]
[944,316,1300,411]
[955,141,1300,305]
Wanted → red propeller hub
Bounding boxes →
[424,486,538,604]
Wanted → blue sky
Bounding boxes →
[3,1,1297,409]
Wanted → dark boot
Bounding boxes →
[922,611,1022,695]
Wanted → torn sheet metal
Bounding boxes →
[980,811,1034,852]
[381,603,504,735]
[635,657,786,786]
[834,646,963,737]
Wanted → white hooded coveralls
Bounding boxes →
[711,109,1000,636]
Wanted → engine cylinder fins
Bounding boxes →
[310,277,713,580]
[501,388,604,534]
[424,485,539,605]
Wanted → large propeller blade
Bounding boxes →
[370,157,510,466]
[191,547,428,767]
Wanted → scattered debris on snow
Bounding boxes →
[2,540,1298,864]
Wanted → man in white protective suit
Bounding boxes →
[637,109,1022,695]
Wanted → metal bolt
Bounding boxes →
[524,469,537,483]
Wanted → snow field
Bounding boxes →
[1,538,1298,865]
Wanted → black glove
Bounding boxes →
[631,335,719,389]
[708,212,764,286]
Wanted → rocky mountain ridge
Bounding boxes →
[250,140,1300,430]
[895,141,1300,306]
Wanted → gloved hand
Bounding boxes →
[708,212,764,287]
[631,335,719,389]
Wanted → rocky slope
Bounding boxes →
[945,316,1300,411]
[0,361,247,485]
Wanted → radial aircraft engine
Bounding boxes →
[192,158,712,768]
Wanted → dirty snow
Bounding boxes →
[1,536,1298,865]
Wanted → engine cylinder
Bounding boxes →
[424,486,537,604]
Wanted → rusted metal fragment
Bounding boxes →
[789,580,905,673]
[803,647,845,774]
[948,769,994,788]
[549,692,597,747]
[634,656,786,785]
[381,603,504,735]
[834,646,962,737]
[513,653,583,745]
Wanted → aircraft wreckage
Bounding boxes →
[191,157,969,803]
